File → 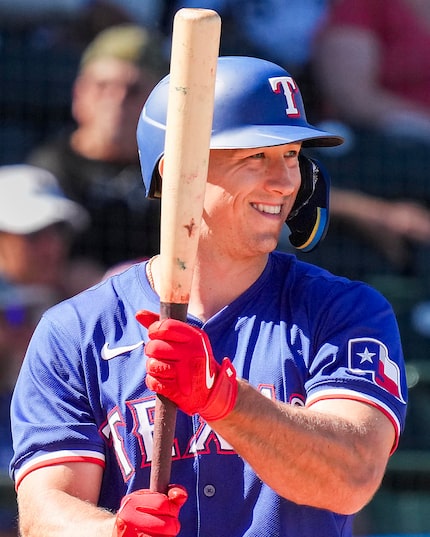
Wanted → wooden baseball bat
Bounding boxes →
[150,8,221,494]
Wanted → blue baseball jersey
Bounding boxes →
[10,251,407,536]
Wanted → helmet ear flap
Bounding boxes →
[286,154,330,252]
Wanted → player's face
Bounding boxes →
[202,143,302,257]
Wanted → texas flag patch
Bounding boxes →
[348,338,405,403]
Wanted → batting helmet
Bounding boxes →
[137,56,343,251]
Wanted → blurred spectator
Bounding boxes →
[0,282,54,389]
[326,189,430,271]
[0,163,100,534]
[310,0,430,270]
[0,164,102,302]
[313,0,430,143]
[0,163,96,537]
[0,0,141,166]
[26,24,167,269]
[0,279,57,537]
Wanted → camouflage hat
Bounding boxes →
[79,24,168,76]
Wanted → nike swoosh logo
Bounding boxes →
[101,340,144,360]
[202,337,215,389]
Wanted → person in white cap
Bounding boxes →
[0,164,103,302]
[0,164,100,537]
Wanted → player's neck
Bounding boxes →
[146,252,268,322]
[187,253,268,321]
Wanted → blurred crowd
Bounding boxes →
[1,0,430,535]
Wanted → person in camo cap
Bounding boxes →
[26,24,168,269]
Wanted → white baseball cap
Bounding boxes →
[0,165,89,234]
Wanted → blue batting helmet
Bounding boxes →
[137,56,343,250]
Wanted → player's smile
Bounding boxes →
[250,203,283,215]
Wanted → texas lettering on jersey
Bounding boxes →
[100,386,305,481]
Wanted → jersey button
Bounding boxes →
[203,484,216,497]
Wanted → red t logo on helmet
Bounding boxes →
[268,76,300,118]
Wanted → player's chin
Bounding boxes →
[249,233,280,255]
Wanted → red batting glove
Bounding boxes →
[113,485,188,537]
[136,310,238,422]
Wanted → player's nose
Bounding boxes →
[263,159,300,197]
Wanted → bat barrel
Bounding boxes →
[160,8,221,307]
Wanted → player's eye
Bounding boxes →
[249,152,265,159]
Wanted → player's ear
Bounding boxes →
[158,156,165,178]
[148,157,164,198]
[147,157,163,198]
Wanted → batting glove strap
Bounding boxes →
[200,357,238,422]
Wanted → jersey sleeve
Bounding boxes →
[304,280,407,450]
[9,310,106,488]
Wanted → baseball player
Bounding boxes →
[10,57,407,537]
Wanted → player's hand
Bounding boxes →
[113,485,188,537]
[136,310,238,421]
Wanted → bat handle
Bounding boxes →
[149,395,177,493]
[149,302,188,493]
